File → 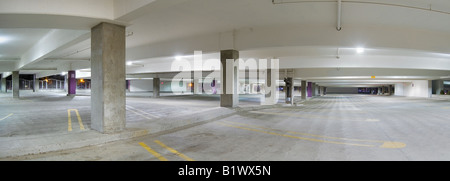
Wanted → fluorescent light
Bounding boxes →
[356,47,365,54]
[0,37,9,44]
[126,61,133,66]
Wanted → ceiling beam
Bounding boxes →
[16,30,90,71]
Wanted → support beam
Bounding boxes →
[193,79,200,94]
[64,74,68,92]
[389,85,392,95]
[1,76,6,93]
[284,77,293,105]
[153,78,160,98]
[312,83,316,97]
[307,82,312,97]
[33,74,39,92]
[16,30,89,70]
[91,22,126,133]
[12,71,19,98]
[301,80,306,100]
[220,50,239,107]
[67,70,76,95]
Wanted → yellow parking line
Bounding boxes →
[139,142,168,161]
[0,113,13,121]
[154,140,195,161]
[68,109,85,131]
[68,110,72,132]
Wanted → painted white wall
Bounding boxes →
[395,83,404,96]
[402,80,431,98]
[130,79,153,92]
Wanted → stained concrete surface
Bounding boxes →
[1,91,450,160]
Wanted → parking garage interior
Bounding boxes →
[1,0,450,161]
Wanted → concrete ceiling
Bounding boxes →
[1,0,450,86]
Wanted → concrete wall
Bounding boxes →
[326,87,358,94]
[402,80,431,98]
[129,79,153,92]
[395,83,404,96]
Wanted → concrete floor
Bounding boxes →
[1,91,450,160]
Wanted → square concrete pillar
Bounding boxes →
[320,86,324,96]
[64,74,68,92]
[388,85,392,95]
[220,50,239,107]
[1,76,6,93]
[12,71,19,98]
[311,83,316,96]
[91,22,126,133]
[301,80,306,100]
[33,74,39,92]
[67,70,76,95]
[153,78,160,98]
[307,82,312,97]
[284,77,294,104]
[193,79,200,94]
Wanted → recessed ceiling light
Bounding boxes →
[356,47,365,54]
[0,36,10,44]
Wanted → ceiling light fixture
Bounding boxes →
[0,36,10,44]
[356,47,365,54]
[126,62,133,66]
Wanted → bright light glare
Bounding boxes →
[356,47,365,54]
[0,37,9,44]
[175,56,182,60]
[126,62,133,66]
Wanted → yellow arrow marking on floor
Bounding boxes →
[0,113,13,121]
[68,109,85,132]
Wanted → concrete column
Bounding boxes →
[301,80,306,100]
[220,50,239,107]
[12,71,19,98]
[91,22,126,133]
[320,86,324,96]
[1,76,6,93]
[312,83,316,96]
[68,70,76,95]
[388,85,392,95]
[64,75,68,92]
[378,87,381,95]
[193,79,200,94]
[153,78,160,98]
[307,82,312,97]
[33,74,39,92]
[324,87,327,95]
[284,77,293,104]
